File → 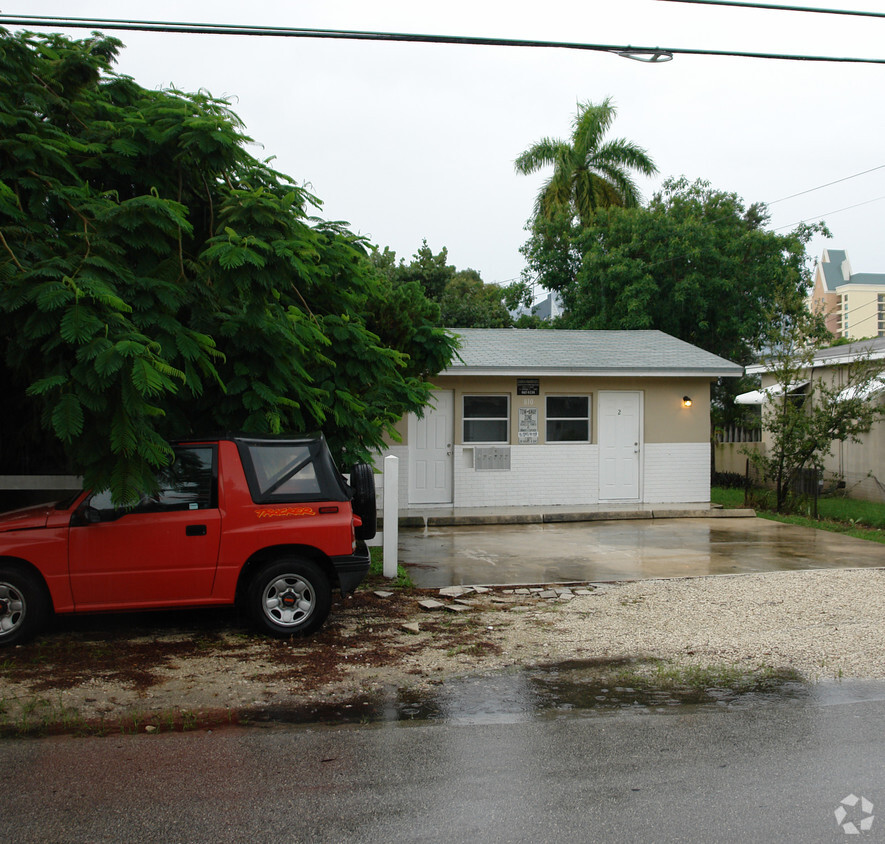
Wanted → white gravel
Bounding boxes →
[4,567,885,727]
[487,567,885,682]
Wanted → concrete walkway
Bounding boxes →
[398,514,885,588]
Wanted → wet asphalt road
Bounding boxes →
[3,683,885,843]
[399,516,885,587]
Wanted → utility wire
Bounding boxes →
[773,194,885,230]
[767,164,885,205]
[8,13,881,286]
[3,14,885,64]
[657,0,885,19]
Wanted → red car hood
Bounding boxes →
[0,502,58,532]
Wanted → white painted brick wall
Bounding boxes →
[372,445,408,508]
[454,445,599,507]
[375,441,710,507]
[643,443,710,503]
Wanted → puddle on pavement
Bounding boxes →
[244,658,812,727]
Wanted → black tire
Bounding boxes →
[247,557,331,638]
[0,565,50,647]
[350,462,377,541]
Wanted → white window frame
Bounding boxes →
[462,394,510,444]
[545,395,591,443]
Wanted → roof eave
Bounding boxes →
[746,346,885,375]
[441,367,742,378]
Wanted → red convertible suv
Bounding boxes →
[0,434,376,645]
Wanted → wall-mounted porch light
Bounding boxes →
[682,396,692,408]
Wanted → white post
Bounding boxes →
[382,455,399,579]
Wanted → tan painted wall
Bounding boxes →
[714,442,765,475]
[385,374,715,446]
[808,272,841,336]
[839,285,883,340]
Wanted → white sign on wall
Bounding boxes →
[518,406,539,444]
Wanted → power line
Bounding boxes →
[767,164,885,205]
[3,14,885,65]
[657,0,885,19]
[773,193,885,230]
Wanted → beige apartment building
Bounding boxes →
[809,249,885,340]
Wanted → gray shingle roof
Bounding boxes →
[446,329,742,376]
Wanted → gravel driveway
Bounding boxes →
[2,565,885,734]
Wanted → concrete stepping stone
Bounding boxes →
[439,586,471,598]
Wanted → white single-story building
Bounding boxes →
[378,329,741,509]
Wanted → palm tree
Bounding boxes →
[515,98,658,227]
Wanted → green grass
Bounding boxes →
[710,486,746,509]
[365,545,414,589]
[712,486,885,544]
[633,661,802,693]
[814,497,885,529]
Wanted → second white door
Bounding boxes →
[598,391,642,501]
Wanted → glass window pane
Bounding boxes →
[464,420,508,443]
[547,420,589,442]
[464,396,508,418]
[155,447,214,509]
[247,444,315,496]
[90,446,215,513]
[547,396,588,418]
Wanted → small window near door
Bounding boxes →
[463,395,509,443]
[546,396,590,442]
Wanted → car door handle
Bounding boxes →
[186,524,207,537]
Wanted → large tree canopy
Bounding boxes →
[524,177,824,366]
[373,241,512,329]
[520,177,827,427]
[515,98,658,228]
[0,29,456,501]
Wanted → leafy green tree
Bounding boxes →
[372,242,512,329]
[392,239,453,302]
[439,269,511,328]
[747,301,885,512]
[515,98,657,227]
[522,178,827,426]
[0,29,456,501]
[528,178,823,362]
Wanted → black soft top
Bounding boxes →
[230,434,352,505]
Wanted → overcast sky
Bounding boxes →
[13,1,885,288]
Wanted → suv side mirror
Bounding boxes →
[82,506,103,524]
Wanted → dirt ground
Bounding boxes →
[3,567,885,735]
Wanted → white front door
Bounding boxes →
[598,391,642,501]
[408,390,454,504]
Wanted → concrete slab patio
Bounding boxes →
[398,516,885,588]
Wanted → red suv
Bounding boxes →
[0,435,376,645]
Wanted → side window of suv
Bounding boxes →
[89,446,217,515]
[247,444,322,498]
